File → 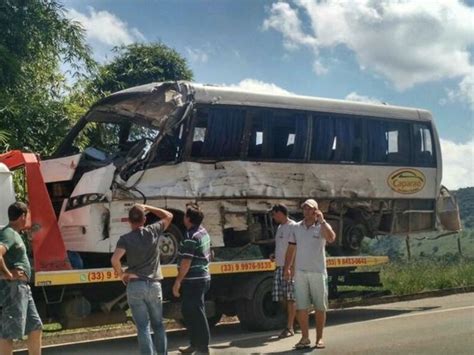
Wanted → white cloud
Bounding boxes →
[228,79,294,95]
[185,47,209,63]
[345,91,384,105]
[440,138,474,189]
[443,71,474,110]
[262,2,317,51]
[264,0,474,95]
[312,60,328,75]
[67,7,145,59]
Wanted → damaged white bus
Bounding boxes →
[44,81,460,265]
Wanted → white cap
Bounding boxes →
[301,199,318,209]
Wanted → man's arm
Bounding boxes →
[172,236,197,297]
[320,222,336,242]
[111,248,126,283]
[139,204,173,230]
[316,210,336,243]
[283,243,296,281]
[172,258,191,298]
[0,245,13,280]
[269,227,280,262]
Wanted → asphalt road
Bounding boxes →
[31,292,474,354]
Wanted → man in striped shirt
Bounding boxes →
[173,203,211,354]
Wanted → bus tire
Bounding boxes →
[159,224,183,264]
[146,212,184,264]
[237,277,285,331]
[341,219,366,256]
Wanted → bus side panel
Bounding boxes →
[134,162,438,201]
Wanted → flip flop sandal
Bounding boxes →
[278,328,295,339]
[294,339,311,349]
[315,341,326,349]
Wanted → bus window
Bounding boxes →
[367,119,410,165]
[191,107,246,159]
[72,122,123,154]
[248,111,307,160]
[311,115,362,162]
[153,124,183,162]
[190,114,207,157]
[248,111,271,159]
[413,123,436,167]
[271,113,307,159]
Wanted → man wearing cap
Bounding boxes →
[284,199,335,350]
[0,202,43,355]
[270,203,297,339]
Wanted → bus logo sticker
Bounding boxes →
[388,168,425,194]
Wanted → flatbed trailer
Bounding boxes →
[33,256,388,330]
[35,256,389,287]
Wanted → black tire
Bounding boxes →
[341,219,366,256]
[237,277,286,331]
[145,213,183,265]
[159,224,183,265]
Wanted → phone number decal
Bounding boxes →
[326,257,368,267]
[219,261,273,273]
[80,270,120,282]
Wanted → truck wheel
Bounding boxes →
[237,277,285,331]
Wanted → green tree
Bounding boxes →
[0,0,95,156]
[0,130,9,148]
[455,187,474,228]
[89,43,193,97]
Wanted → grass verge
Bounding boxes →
[380,257,474,295]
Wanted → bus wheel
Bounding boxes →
[159,224,182,265]
[342,219,366,255]
[237,277,285,331]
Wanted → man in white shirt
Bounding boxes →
[284,199,336,350]
[270,204,297,339]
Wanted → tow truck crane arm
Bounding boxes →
[0,150,71,271]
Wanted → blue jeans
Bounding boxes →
[127,280,167,355]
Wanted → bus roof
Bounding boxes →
[93,81,433,123]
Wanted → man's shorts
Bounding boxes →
[294,270,328,311]
[272,267,295,302]
[0,280,43,340]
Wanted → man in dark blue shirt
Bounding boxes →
[173,203,211,354]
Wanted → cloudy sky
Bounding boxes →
[62,0,473,189]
